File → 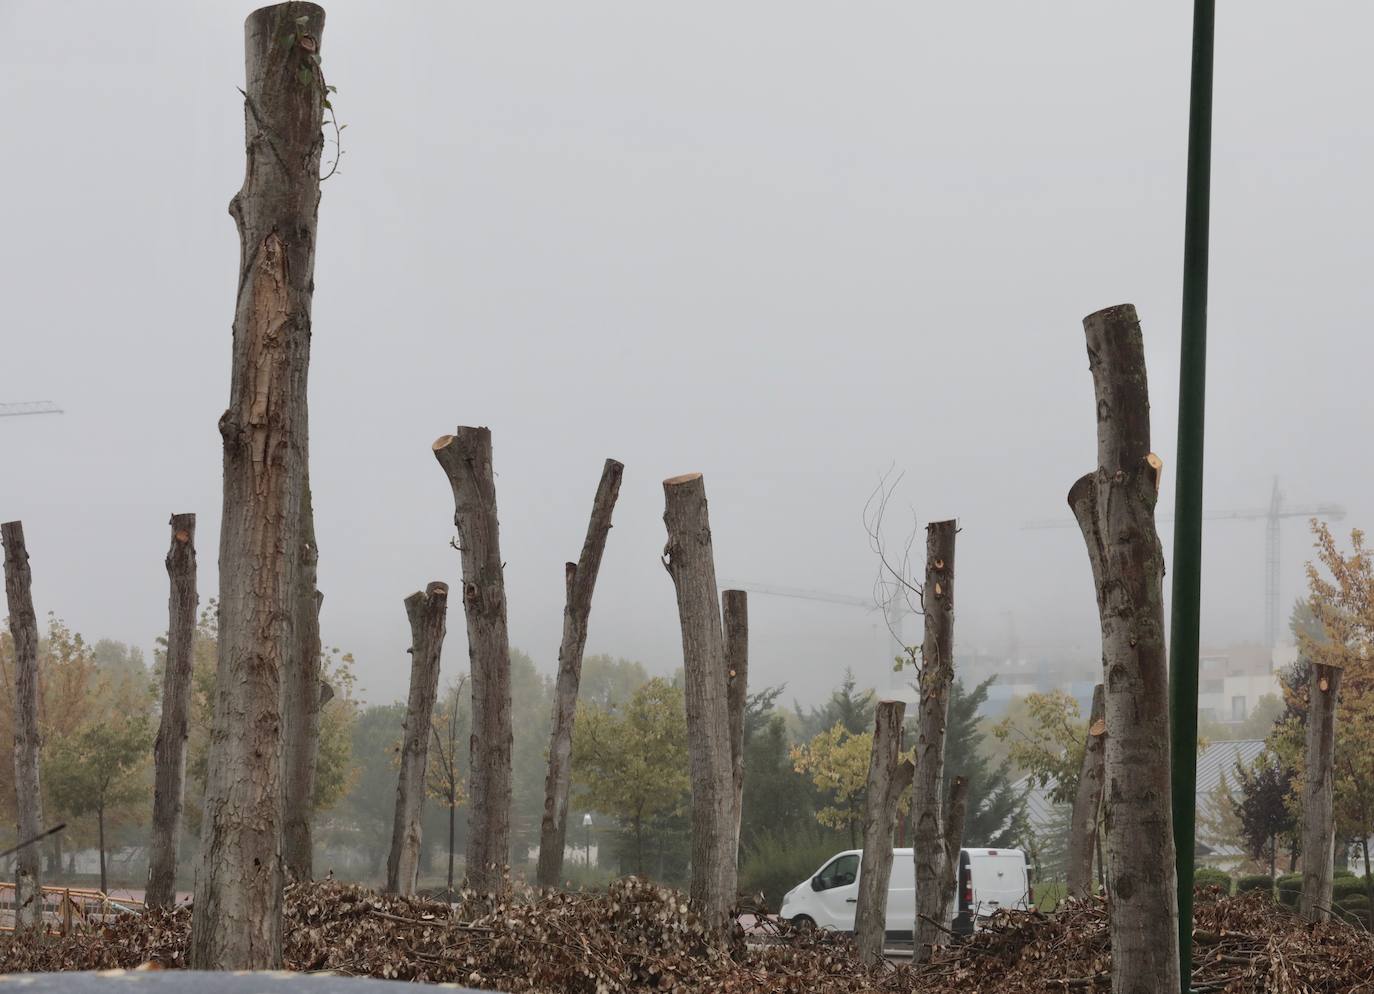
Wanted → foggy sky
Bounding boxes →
[2,1,1371,707]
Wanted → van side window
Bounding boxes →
[815,854,859,890]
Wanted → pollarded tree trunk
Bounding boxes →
[913,519,957,962]
[1066,683,1107,900]
[661,473,735,938]
[433,428,513,897]
[147,513,198,910]
[937,776,969,928]
[855,699,915,967]
[723,588,749,901]
[283,484,324,882]
[1300,661,1342,922]
[1067,303,1180,994]
[386,582,449,895]
[535,459,624,888]
[2,521,44,930]
[189,2,327,971]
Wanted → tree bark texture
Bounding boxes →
[1300,662,1342,922]
[913,519,957,962]
[937,776,969,928]
[386,582,449,895]
[1066,683,1107,900]
[433,427,513,897]
[2,521,43,929]
[147,513,198,910]
[661,473,735,937]
[723,587,749,899]
[855,699,914,967]
[1067,303,1180,994]
[283,482,324,882]
[190,2,326,971]
[535,459,624,888]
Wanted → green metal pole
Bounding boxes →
[1170,1,1215,991]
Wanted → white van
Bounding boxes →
[779,847,1032,937]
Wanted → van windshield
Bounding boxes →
[815,854,859,890]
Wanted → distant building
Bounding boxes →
[1014,739,1267,871]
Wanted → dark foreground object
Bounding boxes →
[0,972,483,992]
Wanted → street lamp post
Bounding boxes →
[582,813,593,868]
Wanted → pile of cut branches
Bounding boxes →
[913,889,1374,994]
[0,882,1369,993]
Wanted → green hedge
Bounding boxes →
[1332,876,1372,901]
[1236,874,1275,895]
[1193,867,1232,894]
[1276,873,1302,906]
[1334,893,1370,927]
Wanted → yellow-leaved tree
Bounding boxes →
[1269,522,1374,913]
[791,723,904,848]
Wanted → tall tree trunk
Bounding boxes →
[855,700,914,967]
[1300,661,1342,922]
[2,521,44,930]
[661,473,734,937]
[386,582,449,895]
[433,428,513,898]
[190,2,326,970]
[723,588,749,896]
[1066,683,1107,899]
[1067,303,1180,994]
[148,513,198,910]
[536,459,624,888]
[283,484,324,882]
[913,519,957,962]
[98,804,107,895]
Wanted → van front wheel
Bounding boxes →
[789,915,816,932]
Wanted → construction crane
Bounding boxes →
[1023,477,1345,648]
[0,401,63,419]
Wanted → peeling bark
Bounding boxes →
[387,582,449,895]
[148,514,198,910]
[913,519,957,962]
[661,473,734,938]
[283,483,324,882]
[855,699,914,966]
[723,587,749,900]
[2,521,43,929]
[1300,662,1342,922]
[433,428,513,898]
[1066,684,1106,900]
[536,459,624,888]
[190,1,326,970]
[1067,303,1179,994]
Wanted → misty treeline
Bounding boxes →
[0,611,1031,904]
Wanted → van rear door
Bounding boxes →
[967,850,1030,916]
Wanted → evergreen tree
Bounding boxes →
[794,668,875,738]
[1233,751,1296,878]
[740,713,813,853]
[942,677,1028,848]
